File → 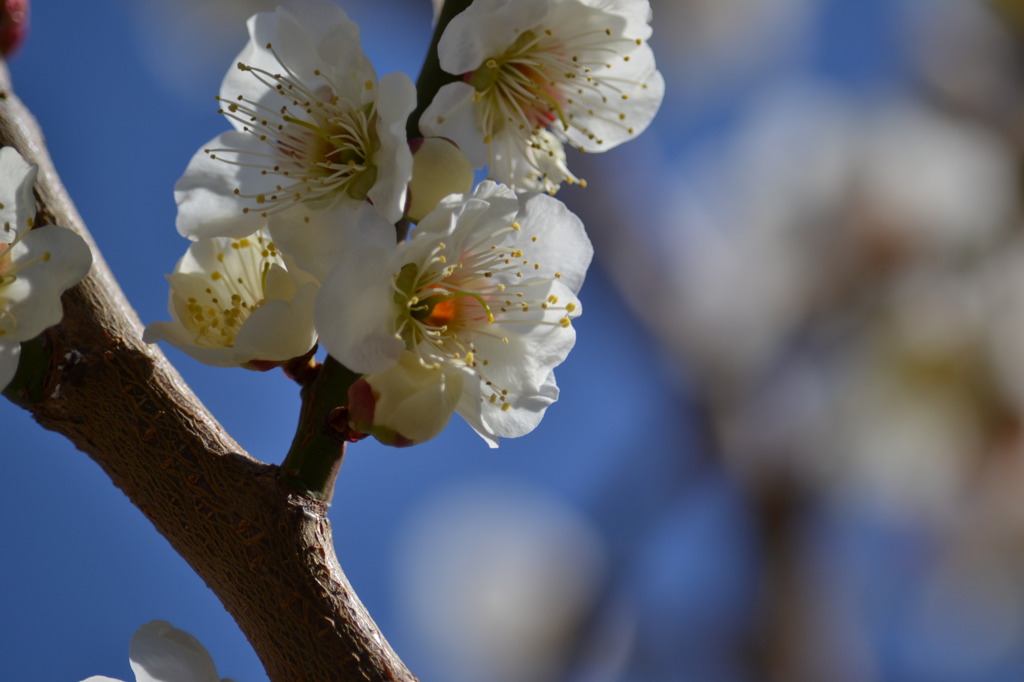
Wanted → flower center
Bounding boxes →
[182,235,279,349]
[416,294,459,328]
[206,44,381,218]
[468,31,567,140]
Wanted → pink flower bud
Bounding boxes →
[0,0,28,56]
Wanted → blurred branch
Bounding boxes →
[0,59,416,682]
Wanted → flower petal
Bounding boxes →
[0,146,36,242]
[420,82,489,169]
[0,340,20,392]
[174,131,270,240]
[4,225,92,341]
[128,621,222,682]
[510,191,593,293]
[367,71,417,223]
[232,281,319,364]
[269,199,395,283]
[437,0,551,74]
[559,49,664,153]
[457,370,559,447]
[315,237,405,373]
[142,320,240,368]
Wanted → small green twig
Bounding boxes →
[278,355,362,502]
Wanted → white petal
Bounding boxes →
[456,370,560,447]
[228,2,368,105]
[220,16,288,122]
[271,1,369,91]
[315,240,404,373]
[472,308,576,394]
[4,225,92,341]
[128,620,222,682]
[0,146,37,242]
[367,71,417,223]
[232,281,318,363]
[420,82,488,169]
[79,677,125,682]
[269,200,394,283]
[579,0,654,39]
[512,192,593,293]
[487,370,561,442]
[411,180,518,247]
[437,0,551,74]
[0,340,20,392]
[174,131,273,240]
[142,321,240,368]
[559,49,664,153]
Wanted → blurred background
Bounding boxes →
[5,0,1024,680]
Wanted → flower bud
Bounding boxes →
[347,352,464,447]
[0,0,28,56]
[406,137,474,223]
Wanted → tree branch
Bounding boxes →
[0,60,416,682]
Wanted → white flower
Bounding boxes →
[420,0,664,193]
[174,0,415,240]
[316,180,592,446]
[143,227,318,368]
[80,620,233,682]
[0,147,92,391]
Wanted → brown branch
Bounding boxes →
[0,62,417,682]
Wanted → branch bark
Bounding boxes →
[0,61,416,682]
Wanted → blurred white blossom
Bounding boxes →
[671,89,1017,388]
[397,481,608,682]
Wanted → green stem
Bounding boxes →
[279,355,361,502]
[406,0,475,139]
[3,337,49,406]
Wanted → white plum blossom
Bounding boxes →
[143,227,318,368]
[80,620,234,682]
[0,147,92,391]
[316,181,592,446]
[175,0,416,240]
[421,0,664,193]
